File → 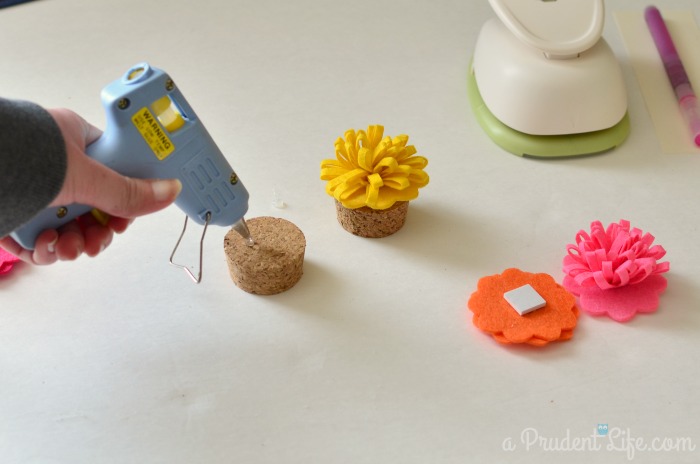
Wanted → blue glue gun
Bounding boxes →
[10,62,252,282]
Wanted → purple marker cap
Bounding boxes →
[645,6,679,58]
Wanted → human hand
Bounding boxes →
[0,108,181,264]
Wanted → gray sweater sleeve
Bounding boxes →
[0,98,67,238]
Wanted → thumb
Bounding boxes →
[53,152,183,217]
[86,166,182,218]
[46,107,182,218]
[49,132,183,218]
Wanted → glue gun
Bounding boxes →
[10,62,252,282]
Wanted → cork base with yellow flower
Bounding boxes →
[320,125,429,238]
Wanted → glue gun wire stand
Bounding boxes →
[170,215,253,284]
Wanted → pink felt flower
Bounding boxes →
[563,220,669,290]
[562,220,669,322]
[0,248,20,276]
[563,274,667,322]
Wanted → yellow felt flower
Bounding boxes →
[320,125,429,210]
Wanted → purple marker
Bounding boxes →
[645,5,700,147]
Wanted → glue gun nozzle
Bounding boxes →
[232,217,254,246]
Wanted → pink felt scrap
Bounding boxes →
[562,220,669,322]
[0,248,20,275]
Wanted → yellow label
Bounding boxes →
[131,107,175,160]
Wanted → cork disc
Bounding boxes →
[224,217,306,295]
[335,200,409,238]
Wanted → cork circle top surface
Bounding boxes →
[224,217,306,295]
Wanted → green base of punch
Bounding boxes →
[467,63,630,158]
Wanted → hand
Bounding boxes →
[0,108,181,265]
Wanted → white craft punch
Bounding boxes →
[468,0,630,157]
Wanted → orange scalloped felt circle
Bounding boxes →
[468,268,579,346]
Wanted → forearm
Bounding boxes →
[0,98,67,237]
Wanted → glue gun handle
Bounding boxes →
[8,134,117,250]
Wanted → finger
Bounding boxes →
[108,216,134,234]
[54,221,84,261]
[0,237,23,259]
[78,214,113,257]
[31,229,60,265]
[0,231,58,265]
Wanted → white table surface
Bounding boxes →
[2,1,699,463]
